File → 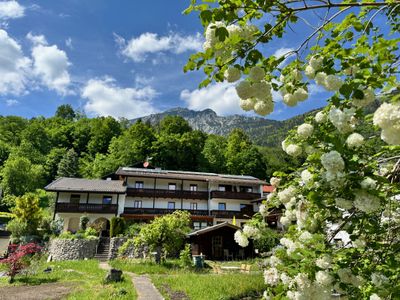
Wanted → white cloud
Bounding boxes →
[5,98,18,106]
[0,29,31,95]
[117,32,203,62]
[82,77,158,119]
[180,82,244,116]
[29,33,71,95]
[26,32,47,45]
[65,37,73,49]
[0,1,24,20]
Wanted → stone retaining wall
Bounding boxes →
[49,238,99,261]
[108,237,127,260]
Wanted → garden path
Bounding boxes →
[99,262,164,300]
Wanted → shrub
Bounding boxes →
[85,227,98,238]
[118,239,135,257]
[110,217,126,237]
[124,223,143,238]
[0,243,42,283]
[79,215,89,231]
[179,244,192,268]
[58,231,75,239]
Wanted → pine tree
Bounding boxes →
[57,148,79,178]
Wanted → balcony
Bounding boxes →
[210,191,261,200]
[210,209,255,219]
[55,203,118,214]
[123,207,209,216]
[126,188,208,200]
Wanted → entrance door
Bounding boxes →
[212,235,223,259]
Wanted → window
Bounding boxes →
[190,203,197,210]
[200,222,208,229]
[190,184,197,191]
[218,185,226,192]
[70,194,80,204]
[240,204,247,210]
[218,203,226,210]
[193,222,200,230]
[168,202,175,209]
[240,186,253,193]
[134,200,142,208]
[135,181,144,189]
[103,196,112,205]
[168,183,176,190]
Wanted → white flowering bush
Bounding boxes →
[186,1,400,299]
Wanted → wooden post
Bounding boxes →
[207,181,210,216]
[181,179,184,210]
[153,178,156,209]
[116,194,119,216]
[52,192,59,220]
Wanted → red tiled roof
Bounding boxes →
[263,185,275,193]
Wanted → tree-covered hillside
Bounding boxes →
[0,104,302,207]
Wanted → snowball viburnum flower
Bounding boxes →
[270,177,281,187]
[354,190,380,213]
[278,186,296,204]
[293,88,308,102]
[346,133,364,148]
[321,150,345,172]
[285,144,302,157]
[283,93,298,107]
[353,87,375,107]
[249,66,265,82]
[315,111,327,123]
[240,99,255,111]
[301,169,313,185]
[329,106,356,133]
[309,56,323,70]
[224,67,241,82]
[315,72,327,86]
[234,230,249,247]
[373,102,400,145]
[305,65,316,79]
[254,100,274,116]
[297,123,314,138]
[324,74,343,91]
[236,81,254,99]
[360,177,377,190]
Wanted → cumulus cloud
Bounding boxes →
[82,77,158,119]
[0,1,24,20]
[116,32,203,62]
[5,98,18,106]
[0,29,31,95]
[29,33,72,95]
[180,82,244,116]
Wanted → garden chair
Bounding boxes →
[223,249,233,260]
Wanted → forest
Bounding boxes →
[0,104,301,206]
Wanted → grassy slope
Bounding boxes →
[0,260,136,300]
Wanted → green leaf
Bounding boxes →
[216,27,229,42]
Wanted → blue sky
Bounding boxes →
[0,0,329,121]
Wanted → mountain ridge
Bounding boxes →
[131,107,319,147]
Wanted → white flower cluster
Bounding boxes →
[267,255,282,267]
[280,70,308,107]
[360,177,377,190]
[234,230,249,247]
[243,225,259,238]
[282,139,302,157]
[203,21,226,51]
[373,102,400,145]
[370,294,382,300]
[316,255,332,269]
[352,87,375,107]
[371,273,388,287]
[286,272,331,300]
[337,268,363,287]
[329,106,357,133]
[321,151,345,172]
[315,111,328,123]
[305,56,323,79]
[299,231,313,243]
[280,237,301,255]
[224,67,241,82]
[259,204,268,217]
[315,271,333,286]
[270,177,281,187]
[354,190,380,213]
[346,132,364,148]
[278,186,296,204]
[321,151,346,187]
[236,66,274,116]
[335,197,353,210]
[301,169,313,186]
[297,123,314,138]
[264,267,280,286]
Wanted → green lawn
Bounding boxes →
[112,258,265,300]
[151,273,265,300]
[0,259,136,300]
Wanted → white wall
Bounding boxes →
[58,192,120,204]
[209,199,252,211]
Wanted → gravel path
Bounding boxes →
[0,282,75,300]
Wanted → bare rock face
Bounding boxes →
[130,107,310,147]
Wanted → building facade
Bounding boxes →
[45,167,267,233]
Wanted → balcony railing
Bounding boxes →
[210,191,261,200]
[126,188,208,200]
[123,207,209,216]
[210,209,255,219]
[55,203,118,214]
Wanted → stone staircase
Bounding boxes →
[95,237,110,261]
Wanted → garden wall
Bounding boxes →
[49,238,98,261]
[108,237,127,260]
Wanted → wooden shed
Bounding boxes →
[187,222,254,260]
